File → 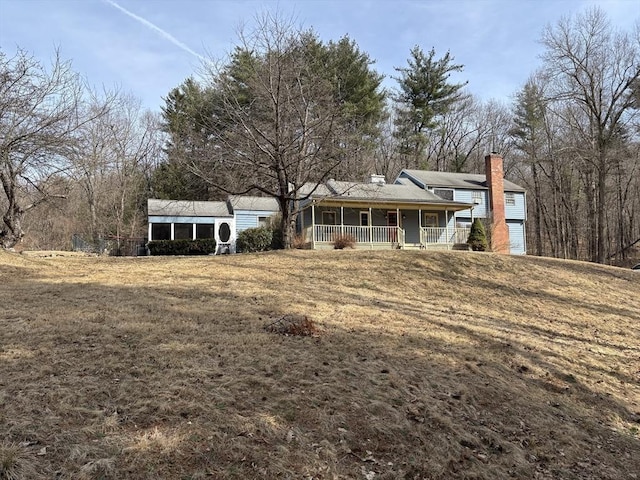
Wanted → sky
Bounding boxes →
[1,0,638,112]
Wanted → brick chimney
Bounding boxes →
[485,153,510,254]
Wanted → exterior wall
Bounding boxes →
[507,220,526,255]
[453,190,488,217]
[235,210,278,234]
[504,192,526,220]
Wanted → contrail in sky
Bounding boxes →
[103,0,206,62]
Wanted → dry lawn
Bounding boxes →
[0,249,638,479]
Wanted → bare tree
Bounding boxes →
[69,93,162,250]
[541,7,640,263]
[0,48,112,249]
[188,13,372,248]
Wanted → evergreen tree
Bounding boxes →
[393,46,467,169]
[467,218,488,251]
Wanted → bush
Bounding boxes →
[467,218,488,251]
[237,226,273,253]
[291,234,308,249]
[147,238,217,256]
[333,233,356,249]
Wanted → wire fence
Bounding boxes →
[72,234,148,256]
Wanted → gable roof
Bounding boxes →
[227,195,280,212]
[148,199,233,217]
[300,179,472,208]
[401,170,526,192]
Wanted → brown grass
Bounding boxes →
[0,248,639,479]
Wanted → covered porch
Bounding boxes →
[298,201,472,250]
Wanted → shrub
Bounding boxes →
[264,314,319,336]
[237,226,273,253]
[333,233,356,249]
[147,238,217,256]
[467,218,488,251]
[291,234,307,249]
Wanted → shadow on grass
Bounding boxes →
[1,254,639,479]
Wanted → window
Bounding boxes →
[505,193,516,206]
[424,213,439,227]
[196,224,214,239]
[322,211,336,225]
[151,223,171,240]
[360,211,369,226]
[472,191,482,204]
[434,188,454,201]
[258,216,270,227]
[174,223,192,240]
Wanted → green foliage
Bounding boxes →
[236,227,273,253]
[467,219,488,252]
[158,24,387,247]
[393,46,467,165]
[333,234,356,249]
[147,238,217,256]
[158,78,225,200]
[510,80,547,156]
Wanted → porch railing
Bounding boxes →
[420,227,471,245]
[313,225,404,245]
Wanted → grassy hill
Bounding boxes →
[1,249,638,479]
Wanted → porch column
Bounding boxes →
[445,209,449,243]
[170,223,175,240]
[311,204,316,243]
[369,207,372,249]
[300,206,305,240]
[418,209,422,245]
[340,206,344,235]
[192,223,197,240]
[396,207,400,246]
[148,223,152,241]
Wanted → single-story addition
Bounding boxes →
[147,196,279,254]
[297,153,527,254]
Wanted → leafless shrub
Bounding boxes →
[333,234,356,249]
[0,442,37,480]
[264,314,319,336]
[291,235,308,249]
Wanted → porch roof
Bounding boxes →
[300,179,472,210]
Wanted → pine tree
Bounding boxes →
[467,218,488,252]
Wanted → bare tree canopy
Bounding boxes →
[159,13,386,248]
[539,6,640,263]
[0,48,88,248]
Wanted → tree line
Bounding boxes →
[1,8,638,262]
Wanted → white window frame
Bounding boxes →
[472,190,482,204]
[505,193,516,206]
[258,216,270,227]
[359,211,369,226]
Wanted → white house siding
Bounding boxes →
[507,220,526,255]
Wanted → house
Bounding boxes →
[147,196,279,254]
[397,154,527,254]
[146,154,526,255]
[297,154,527,254]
